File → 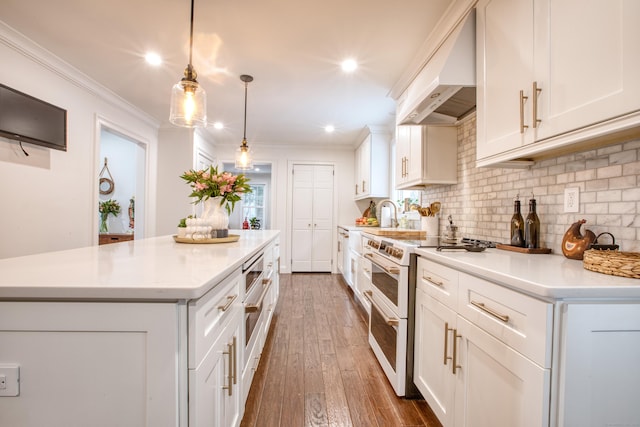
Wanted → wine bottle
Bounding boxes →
[510,197,524,247]
[525,197,540,248]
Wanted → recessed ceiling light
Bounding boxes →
[341,58,357,73]
[213,122,224,129]
[145,52,162,66]
[325,124,335,133]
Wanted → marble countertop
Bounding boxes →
[415,247,640,300]
[0,230,279,301]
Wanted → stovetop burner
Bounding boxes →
[418,236,499,249]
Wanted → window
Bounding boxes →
[242,184,265,227]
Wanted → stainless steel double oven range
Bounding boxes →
[361,233,421,398]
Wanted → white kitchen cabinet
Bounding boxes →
[414,257,552,427]
[354,126,390,200]
[395,125,457,189]
[0,301,181,427]
[414,286,457,426]
[557,303,640,427]
[476,0,640,167]
[189,267,243,427]
[453,316,551,427]
[291,164,334,272]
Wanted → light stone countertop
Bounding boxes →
[0,230,279,301]
[415,247,640,300]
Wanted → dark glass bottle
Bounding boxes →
[525,198,540,248]
[510,198,525,247]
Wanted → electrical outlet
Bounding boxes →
[0,365,20,397]
[564,187,580,213]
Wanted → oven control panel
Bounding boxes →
[379,240,404,261]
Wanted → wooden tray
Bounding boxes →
[173,234,240,244]
[496,243,552,254]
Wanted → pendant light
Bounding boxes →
[235,74,254,170]
[169,0,207,128]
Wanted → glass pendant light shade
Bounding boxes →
[169,73,207,127]
[235,139,253,169]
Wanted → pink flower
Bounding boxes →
[194,182,209,191]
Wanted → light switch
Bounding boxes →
[0,364,20,397]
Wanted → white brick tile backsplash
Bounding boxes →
[420,115,640,252]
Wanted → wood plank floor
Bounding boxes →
[240,273,442,427]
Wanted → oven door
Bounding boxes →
[244,275,270,357]
[365,252,409,318]
[364,290,408,396]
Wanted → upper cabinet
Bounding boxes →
[354,126,390,200]
[396,125,457,190]
[476,0,640,167]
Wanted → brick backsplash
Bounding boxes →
[421,115,640,253]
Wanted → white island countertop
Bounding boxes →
[415,247,640,300]
[0,230,279,301]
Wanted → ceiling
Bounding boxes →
[0,0,453,148]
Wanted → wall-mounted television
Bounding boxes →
[0,83,67,151]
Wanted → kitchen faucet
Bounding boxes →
[377,199,399,228]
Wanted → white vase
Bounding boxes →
[202,196,229,230]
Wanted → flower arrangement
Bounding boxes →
[98,199,121,233]
[180,165,251,214]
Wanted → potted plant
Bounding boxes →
[249,217,261,230]
[177,217,188,238]
[98,199,121,233]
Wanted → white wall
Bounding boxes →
[0,23,159,259]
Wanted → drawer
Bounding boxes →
[457,272,553,368]
[188,267,242,369]
[416,257,459,310]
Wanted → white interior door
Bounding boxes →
[291,164,334,272]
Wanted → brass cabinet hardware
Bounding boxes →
[232,336,237,385]
[365,290,399,326]
[532,81,542,128]
[519,90,529,134]
[245,280,272,313]
[362,180,366,193]
[217,294,238,312]
[222,341,233,396]
[424,275,444,287]
[452,329,462,374]
[443,322,453,366]
[470,300,510,323]
[355,183,358,195]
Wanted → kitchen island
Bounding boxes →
[414,247,640,427]
[0,230,280,427]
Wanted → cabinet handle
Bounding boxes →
[443,322,453,365]
[402,157,407,177]
[532,81,542,128]
[364,290,399,326]
[222,340,234,396]
[245,279,272,313]
[452,329,462,374]
[519,90,529,134]
[232,336,237,385]
[470,300,510,323]
[423,275,444,287]
[217,294,238,311]
[355,184,358,195]
[338,241,341,252]
[362,180,366,193]
[364,253,400,274]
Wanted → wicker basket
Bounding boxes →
[583,249,640,279]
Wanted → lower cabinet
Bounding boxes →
[414,256,552,427]
[557,303,640,427]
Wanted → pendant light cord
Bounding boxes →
[243,81,248,141]
[188,0,195,67]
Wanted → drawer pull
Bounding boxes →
[443,322,453,366]
[245,279,272,313]
[424,275,444,287]
[364,253,400,274]
[470,300,510,323]
[452,329,462,374]
[217,294,238,312]
[364,290,399,326]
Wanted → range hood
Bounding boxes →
[397,10,476,126]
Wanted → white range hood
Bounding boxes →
[397,10,476,126]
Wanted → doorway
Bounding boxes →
[223,162,273,230]
[97,122,147,242]
[290,163,334,272]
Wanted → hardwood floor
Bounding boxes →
[240,273,442,427]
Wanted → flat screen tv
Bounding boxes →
[0,83,67,151]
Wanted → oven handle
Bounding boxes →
[364,253,400,274]
[363,290,399,326]
[245,279,272,313]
